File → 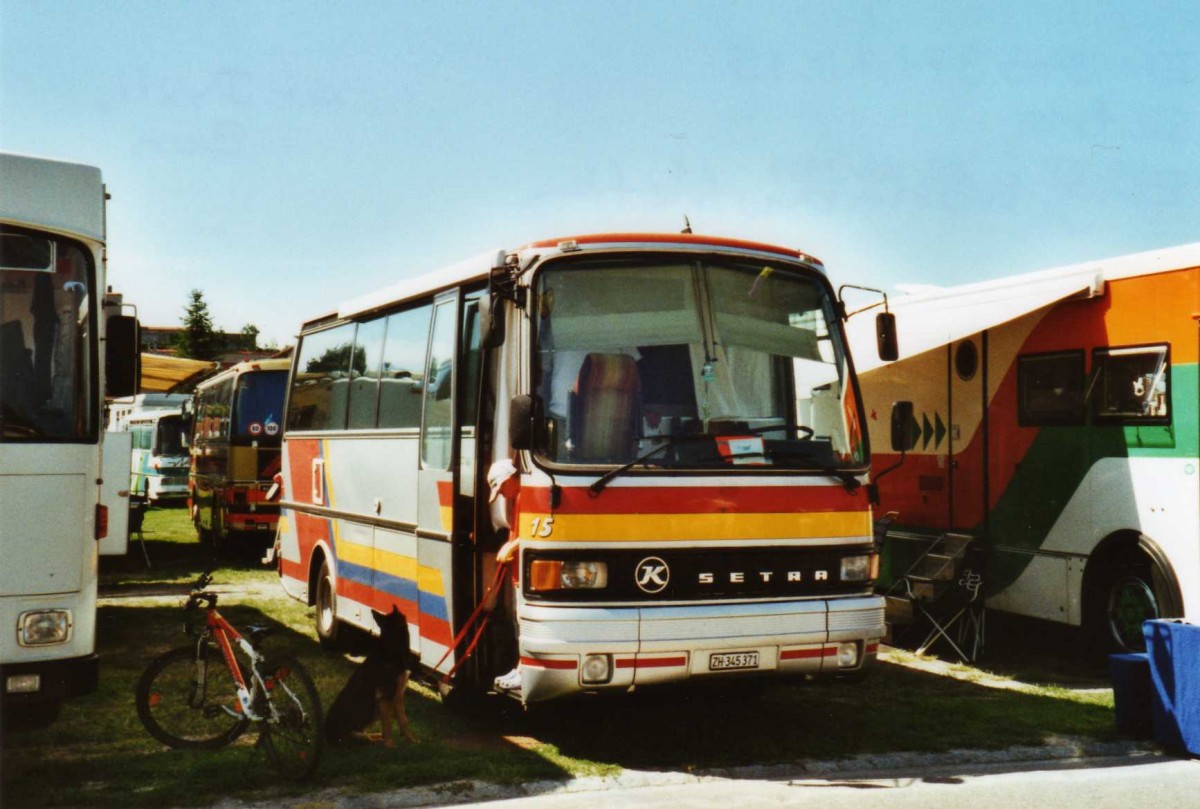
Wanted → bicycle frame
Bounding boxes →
[198,606,268,722]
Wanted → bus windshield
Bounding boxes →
[155,414,188,455]
[534,256,864,470]
[233,370,287,438]
[0,228,94,442]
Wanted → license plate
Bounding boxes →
[709,651,760,671]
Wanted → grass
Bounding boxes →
[1,507,1120,808]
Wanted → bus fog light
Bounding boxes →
[18,610,71,646]
[581,654,612,685]
[837,642,859,668]
[6,674,41,694]
[840,554,874,582]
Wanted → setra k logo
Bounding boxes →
[635,557,670,594]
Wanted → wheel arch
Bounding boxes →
[1083,529,1185,619]
[307,543,332,608]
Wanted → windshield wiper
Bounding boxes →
[588,433,717,496]
[765,449,862,493]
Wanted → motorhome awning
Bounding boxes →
[847,268,1104,374]
[139,353,220,392]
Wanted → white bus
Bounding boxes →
[109,393,192,503]
[0,153,138,725]
[275,232,897,704]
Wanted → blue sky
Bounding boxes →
[3,2,1197,346]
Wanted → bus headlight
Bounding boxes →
[837,642,860,668]
[581,654,613,685]
[529,560,608,591]
[18,610,71,646]
[840,554,879,582]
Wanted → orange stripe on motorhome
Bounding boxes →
[520,484,868,515]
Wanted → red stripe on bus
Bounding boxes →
[520,485,867,516]
[780,647,836,660]
[615,656,688,669]
[866,643,879,655]
[519,657,578,670]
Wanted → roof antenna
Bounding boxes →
[681,215,692,234]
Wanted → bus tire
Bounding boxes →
[1085,536,1182,654]
[315,559,342,650]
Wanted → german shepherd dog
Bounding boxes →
[324,607,417,746]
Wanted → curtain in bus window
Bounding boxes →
[378,305,432,430]
[0,230,93,441]
[287,323,356,431]
[346,318,386,430]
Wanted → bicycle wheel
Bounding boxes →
[136,645,250,749]
[257,653,323,778]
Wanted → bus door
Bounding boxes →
[949,335,987,532]
[415,289,462,666]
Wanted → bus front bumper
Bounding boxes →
[1,653,99,710]
[515,596,884,703]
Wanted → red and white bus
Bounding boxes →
[274,233,895,702]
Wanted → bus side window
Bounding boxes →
[286,322,357,431]
[346,317,386,430]
[377,304,432,430]
[421,299,457,470]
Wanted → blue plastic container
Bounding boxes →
[1109,652,1152,738]
[1143,619,1200,756]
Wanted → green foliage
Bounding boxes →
[174,289,220,361]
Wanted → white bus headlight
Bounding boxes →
[581,654,613,685]
[19,610,71,646]
[529,560,608,591]
[837,642,860,668]
[840,554,879,582]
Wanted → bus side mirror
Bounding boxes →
[480,296,506,350]
[106,314,140,398]
[510,394,537,450]
[876,311,898,362]
[890,400,915,452]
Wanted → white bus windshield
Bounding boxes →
[534,257,865,470]
[0,228,94,442]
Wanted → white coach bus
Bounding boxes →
[275,232,899,704]
[0,153,138,725]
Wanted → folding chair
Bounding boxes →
[914,565,985,662]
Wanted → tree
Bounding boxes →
[174,289,220,360]
[240,324,260,351]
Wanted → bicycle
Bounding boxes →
[135,571,324,778]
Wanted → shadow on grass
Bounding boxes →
[493,658,1117,774]
[1,599,568,809]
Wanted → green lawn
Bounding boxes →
[0,507,1119,808]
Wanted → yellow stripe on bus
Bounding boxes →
[519,510,871,542]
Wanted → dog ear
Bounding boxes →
[372,609,387,626]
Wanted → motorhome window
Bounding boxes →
[377,304,432,430]
[534,257,860,468]
[346,317,386,430]
[286,323,357,431]
[1017,351,1085,426]
[0,227,95,442]
[1092,344,1170,424]
[234,370,288,437]
[421,299,457,470]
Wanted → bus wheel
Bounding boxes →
[192,503,212,544]
[1088,542,1180,653]
[315,559,342,649]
